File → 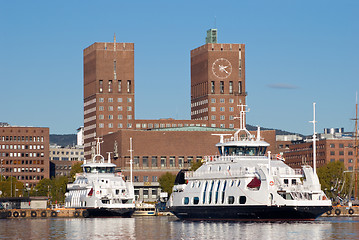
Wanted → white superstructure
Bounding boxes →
[65,138,135,217]
[167,105,332,220]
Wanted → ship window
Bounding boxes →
[193,197,199,205]
[209,181,215,204]
[239,196,246,204]
[228,196,235,204]
[221,180,227,204]
[184,197,189,205]
[197,181,201,188]
[218,166,221,171]
[116,189,119,195]
[84,167,91,173]
[231,180,234,187]
[284,179,289,185]
[292,179,297,185]
[215,181,221,204]
[203,181,208,204]
[237,180,241,187]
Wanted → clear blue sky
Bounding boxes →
[1,0,358,135]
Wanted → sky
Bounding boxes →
[1,0,358,135]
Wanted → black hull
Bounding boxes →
[168,205,332,221]
[85,208,135,217]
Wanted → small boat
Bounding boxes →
[133,203,156,216]
[167,105,332,221]
[65,138,135,217]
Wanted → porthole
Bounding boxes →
[184,197,189,205]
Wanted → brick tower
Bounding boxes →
[191,29,246,128]
[83,36,135,159]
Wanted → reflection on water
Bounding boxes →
[1,217,359,240]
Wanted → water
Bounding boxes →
[1,216,359,240]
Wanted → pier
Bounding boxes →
[323,206,359,217]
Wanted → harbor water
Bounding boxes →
[1,216,359,240]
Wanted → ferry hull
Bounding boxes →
[168,205,332,221]
[86,207,135,217]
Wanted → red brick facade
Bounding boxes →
[0,126,50,187]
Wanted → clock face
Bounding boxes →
[212,58,232,79]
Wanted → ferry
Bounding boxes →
[65,138,135,217]
[167,105,332,221]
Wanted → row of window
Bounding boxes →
[98,97,132,103]
[330,151,354,156]
[210,81,242,94]
[1,167,44,173]
[1,160,45,165]
[191,98,236,108]
[191,107,235,116]
[99,80,132,93]
[133,176,158,182]
[0,152,45,158]
[130,156,203,168]
[99,123,132,129]
[183,196,246,205]
[51,151,84,155]
[0,136,45,142]
[99,114,129,120]
[330,143,353,148]
[3,175,44,181]
[98,106,132,111]
[1,144,44,150]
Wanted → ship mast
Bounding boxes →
[310,102,317,174]
[354,93,358,200]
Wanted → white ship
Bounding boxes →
[167,105,332,220]
[65,138,135,217]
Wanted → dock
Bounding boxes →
[322,206,359,217]
[4,208,90,218]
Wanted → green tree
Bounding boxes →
[0,177,24,197]
[317,161,351,200]
[159,172,176,194]
[50,176,68,204]
[69,162,83,182]
[190,159,204,171]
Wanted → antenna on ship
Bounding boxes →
[309,103,317,174]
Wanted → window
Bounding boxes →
[99,123,104,128]
[238,81,242,94]
[239,196,246,204]
[118,115,123,120]
[127,97,132,103]
[193,197,199,205]
[221,180,227,203]
[108,80,112,92]
[211,81,215,94]
[118,106,123,111]
[127,115,132,120]
[127,106,132,111]
[184,197,189,205]
[349,151,353,156]
[211,98,216,103]
[330,158,335,162]
[118,80,121,92]
[127,80,131,93]
[134,156,139,167]
[211,107,216,112]
[108,98,113,103]
[330,144,335,148]
[211,115,216,120]
[108,106,113,111]
[142,156,148,167]
[152,176,158,182]
[220,107,225,112]
[99,98,104,102]
[339,151,344,156]
[330,151,335,156]
[99,80,103,93]
[143,176,148,182]
[108,115,113,120]
[99,106,104,111]
[118,123,123,128]
[229,107,234,112]
[99,115,104,120]
[339,144,344,148]
[220,98,225,103]
[228,196,235,204]
[152,156,158,167]
[229,98,234,103]
[117,98,122,103]
[229,81,233,94]
[108,123,113,128]
[170,156,175,167]
[220,115,225,120]
[161,156,167,167]
[178,156,184,168]
[220,81,224,93]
